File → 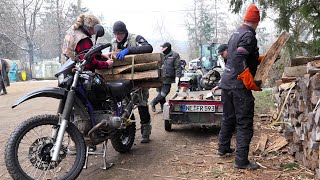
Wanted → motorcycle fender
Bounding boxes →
[12,87,90,121]
[12,87,67,108]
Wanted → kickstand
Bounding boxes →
[83,140,114,169]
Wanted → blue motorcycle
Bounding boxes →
[5,25,139,180]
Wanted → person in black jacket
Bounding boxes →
[150,42,181,112]
[218,4,262,170]
[111,21,153,143]
[0,59,10,95]
[218,44,228,64]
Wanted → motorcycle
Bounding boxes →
[178,65,202,91]
[4,25,140,180]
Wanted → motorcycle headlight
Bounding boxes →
[58,73,65,84]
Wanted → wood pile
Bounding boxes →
[272,55,320,177]
[96,53,163,88]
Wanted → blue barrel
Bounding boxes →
[9,62,17,82]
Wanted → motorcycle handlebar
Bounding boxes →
[83,43,112,61]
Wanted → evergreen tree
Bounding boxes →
[229,0,320,56]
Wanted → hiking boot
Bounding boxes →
[149,101,156,112]
[218,148,235,156]
[234,161,260,170]
[141,135,150,143]
[141,124,151,143]
[0,91,7,95]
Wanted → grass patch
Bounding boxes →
[280,162,299,171]
[210,169,225,175]
[253,88,274,114]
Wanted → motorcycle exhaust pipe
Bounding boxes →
[88,116,122,145]
[88,121,108,145]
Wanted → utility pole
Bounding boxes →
[215,0,218,43]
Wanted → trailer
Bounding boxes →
[162,90,223,131]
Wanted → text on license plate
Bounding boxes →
[182,105,215,112]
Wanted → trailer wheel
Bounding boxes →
[164,120,172,131]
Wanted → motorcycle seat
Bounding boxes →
[107,79,133,98]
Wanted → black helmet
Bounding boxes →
[113,21,128,33]
[218,44,228,55]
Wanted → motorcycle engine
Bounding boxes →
[94,110,122,132]
[72,110,121,136]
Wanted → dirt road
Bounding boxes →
[0,80,315,179]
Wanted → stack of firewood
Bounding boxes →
[96,53,163,88]
[273,55,320,176]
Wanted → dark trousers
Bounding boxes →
[219,89,254,166]
[151,84,171,106]
[0,73,7,94]
[138,105,150,125]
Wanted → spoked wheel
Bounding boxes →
[5,114,86,180]
[111,115,136,153]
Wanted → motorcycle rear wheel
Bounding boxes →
[5,114,86,180]
[111,115,136,153]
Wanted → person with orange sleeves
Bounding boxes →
[218,4,262,170]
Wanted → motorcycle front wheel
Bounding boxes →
[5,114,86,180]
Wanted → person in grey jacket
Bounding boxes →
[150,42,182,112]
[111,21,153,143]
[0,59,10,95]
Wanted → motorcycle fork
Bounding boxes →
[51,71,79,161]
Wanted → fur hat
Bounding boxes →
[244,4,260,23]
[72,13,100,30]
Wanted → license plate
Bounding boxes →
[182,105,216,112]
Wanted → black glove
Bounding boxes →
[254,80,262,87]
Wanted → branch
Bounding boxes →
[0,32,28,51]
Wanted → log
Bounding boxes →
[278,82,296,91]
[264,136,288,154]
[255,32,290,85]
[275,80,283,88]
[254,134,268,155]
[288,143,302,155]
[292,132,302,143]
[307,60,320,75]
[102,61,159,74]
[112,53,163,67]
[310,150,319,170]
[96,53,163,88]
[310,73,320,90]
[311,126,320,142]
[281,77,297,83]
[282,65,307,77]
[311,90,320,105]
[101,69,159,81]
[291,56,320,66]
[295,151,304,162]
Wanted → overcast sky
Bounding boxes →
[83,0,194,41]
[82,0,277,56]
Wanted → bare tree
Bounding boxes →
[185,0,215,60]
[0,0,45,74]
[39,0,87,62]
